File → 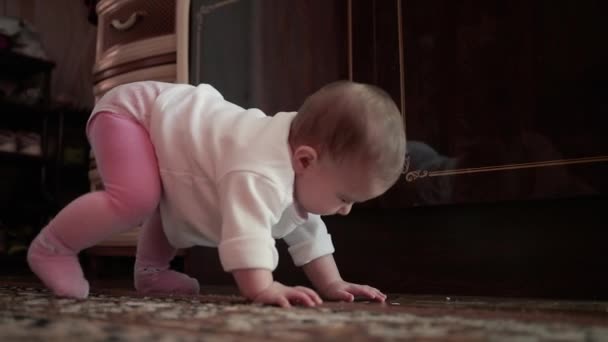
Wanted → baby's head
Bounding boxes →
[289,81,406,215]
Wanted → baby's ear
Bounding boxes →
[292,145,318,173]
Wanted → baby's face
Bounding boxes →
[293,155,387,216]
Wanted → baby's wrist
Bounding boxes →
[316,278,343,293]
[231,268,274,300]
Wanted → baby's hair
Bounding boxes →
[290,80,406,186]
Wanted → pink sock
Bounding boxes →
[134,210,199,295]
[27,227,89,298]
[134,267,200,295]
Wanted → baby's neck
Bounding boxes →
[293,200,308,219]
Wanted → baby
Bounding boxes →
[27,80,406,307]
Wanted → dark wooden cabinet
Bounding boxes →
[188,0,608,299]
[189,0,348,112]
[192,0,608,208]
[352,0,608,207]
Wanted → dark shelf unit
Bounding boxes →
[0,50,55,80]
[0,151,45,164]
[0,49,58,257]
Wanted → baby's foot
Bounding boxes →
[27,232,89,299]
[134,267,200,295]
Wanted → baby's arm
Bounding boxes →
[232,268,322,307]
[217,173,320,307]
[303,254,387,302]
[302,254,342,290]
[282,215,386,302]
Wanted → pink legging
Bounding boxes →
[45,111,176,267]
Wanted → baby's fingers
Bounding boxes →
[332,290,354,302]
[368,289,387,302]
[254,294,291,308]
[294,286,323,305]
[288,289,317,307]
[275,296,291,308]
[374,290,388,301]
[347,285,386,301]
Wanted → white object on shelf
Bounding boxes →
[17,132,42,156]
[0,130,17,153]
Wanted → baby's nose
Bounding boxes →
[339,204,352,216]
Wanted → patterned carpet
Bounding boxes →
[1,284,608,341]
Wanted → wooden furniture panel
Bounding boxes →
[351,0,608,207]
[93,36,176,81]
[250,0,349,114]
[93,64,177,100]
[185,0,608,301]
[96,0,176,64]
[188,0,347,111]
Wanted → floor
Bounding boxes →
[1,276,608,341]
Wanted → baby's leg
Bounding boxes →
[134,209,199,295]
[27,112,161,298]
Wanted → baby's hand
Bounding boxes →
[253,281,323,308]
[319,280,387,302]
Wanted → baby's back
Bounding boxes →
[149,82,270,181]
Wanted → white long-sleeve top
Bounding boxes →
[89,81,335,271]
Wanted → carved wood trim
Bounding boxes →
[404,156,608,182]
[93,53,176,83]
[93,64,176,97]
[94,34,176,74]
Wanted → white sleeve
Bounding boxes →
[282,215,335,267]
[217,172,284,272]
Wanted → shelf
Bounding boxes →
[0,198,53,216]
[0,98,55,116]
[0,151,45,165]
[0,49,55,80]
